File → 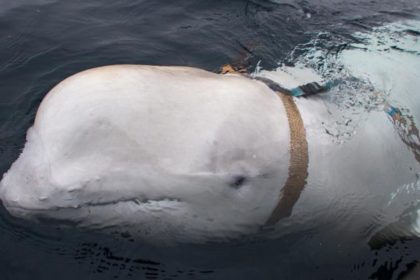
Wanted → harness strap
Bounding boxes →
[264,92,309,227]
[254,76,339,97]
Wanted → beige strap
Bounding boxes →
[264,93,309,227]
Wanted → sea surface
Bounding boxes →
[0,0,419,279]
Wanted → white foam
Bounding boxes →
[253,63,324,89]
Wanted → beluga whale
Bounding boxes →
[0,62,419,244]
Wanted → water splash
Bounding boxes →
[258,20,420,145]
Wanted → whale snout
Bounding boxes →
[0,178,46,218]
[0,178,87,226]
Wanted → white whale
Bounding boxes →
[0,63,418,244]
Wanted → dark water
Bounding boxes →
[0,0,419,279]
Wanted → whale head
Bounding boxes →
[0,65,292,242]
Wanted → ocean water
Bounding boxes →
[0,0,419,279]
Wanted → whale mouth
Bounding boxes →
[1,201,135,228]
[1,196,183,221]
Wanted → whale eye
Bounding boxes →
[229,175,248,188]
